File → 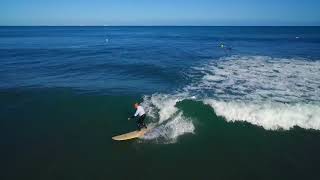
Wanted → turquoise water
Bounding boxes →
[1,26,320,180]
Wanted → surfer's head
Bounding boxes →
[134,103,139,108]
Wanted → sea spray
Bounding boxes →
[140,94,195,143]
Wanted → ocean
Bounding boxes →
[1,26,320,180]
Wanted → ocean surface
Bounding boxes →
[1,26,320,180]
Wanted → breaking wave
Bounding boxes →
[194,55,320,130]
[204,100,320,130]
[140,93,195,143]
[140,55,320,142]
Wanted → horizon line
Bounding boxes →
[1,25,320,27]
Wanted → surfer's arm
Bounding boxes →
[128,109,139,120]
[133,108,140,117]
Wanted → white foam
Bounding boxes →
[204,99,320,130]
[142,112,195,143]
[140,94,195,143]
[164,112,195,139]
[144,94,180,123]
[187,56,320,103]
[191,55,320,130]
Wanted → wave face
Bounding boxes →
[141,56,320,142]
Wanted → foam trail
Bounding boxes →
[186,56,320,103]
[142,112,195,143]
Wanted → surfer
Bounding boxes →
[128,103,147,131]
[220,43,232,55]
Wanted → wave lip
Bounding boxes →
[204,100,320,130]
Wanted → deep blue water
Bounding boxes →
[1,26,320,180]
[1,26,320,94]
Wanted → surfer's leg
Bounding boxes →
[136,118,143,130]
[136,115,146,130]
[136,121,142,130]
[140,114,147,128]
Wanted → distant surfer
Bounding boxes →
[220,43,232,50]
[128,103,147,131]
[220,43,232,55]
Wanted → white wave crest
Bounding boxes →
[142,94,180,123]
[204,99,320,130]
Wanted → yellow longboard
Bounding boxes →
[112,128,149,141]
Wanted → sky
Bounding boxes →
[1,0,320,26]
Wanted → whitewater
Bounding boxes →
[141,55,320,142]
